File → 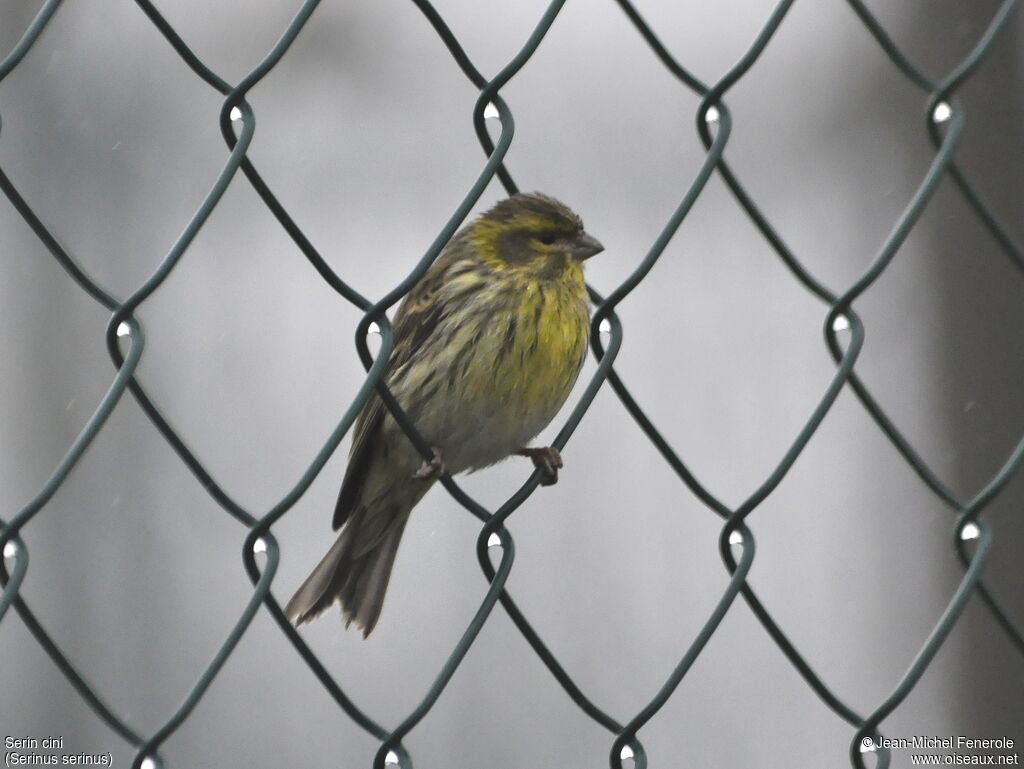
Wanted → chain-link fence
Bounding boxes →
[1,1,1022,768]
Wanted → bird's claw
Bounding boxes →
[517,446,563,486]
[413,446,446,479]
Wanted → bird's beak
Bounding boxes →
[573,232,604,261]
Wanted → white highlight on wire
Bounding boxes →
[831,314,850,332]
[3,541,18,560]
[960,522,980,541]
[932,101,952,123]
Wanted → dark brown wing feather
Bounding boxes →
[331,252,455,529]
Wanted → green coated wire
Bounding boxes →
[620,2,1024,765]
[0,1,1020,768]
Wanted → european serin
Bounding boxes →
[286,192,604,636]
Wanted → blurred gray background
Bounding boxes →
[1,1,1022,767]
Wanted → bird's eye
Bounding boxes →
[537,232,557,245]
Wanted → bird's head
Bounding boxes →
[467,192,604,278]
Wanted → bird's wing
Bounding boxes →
[332,253,454,530]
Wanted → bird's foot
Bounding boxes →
[413,446,446,479]
[517,446,562,486]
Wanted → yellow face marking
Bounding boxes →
[468,211,579,271]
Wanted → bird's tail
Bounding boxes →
[285,502,413,637]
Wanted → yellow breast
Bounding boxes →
[468,261,590,420]
[389,258,591,472]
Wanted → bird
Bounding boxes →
[285,192,604,637]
